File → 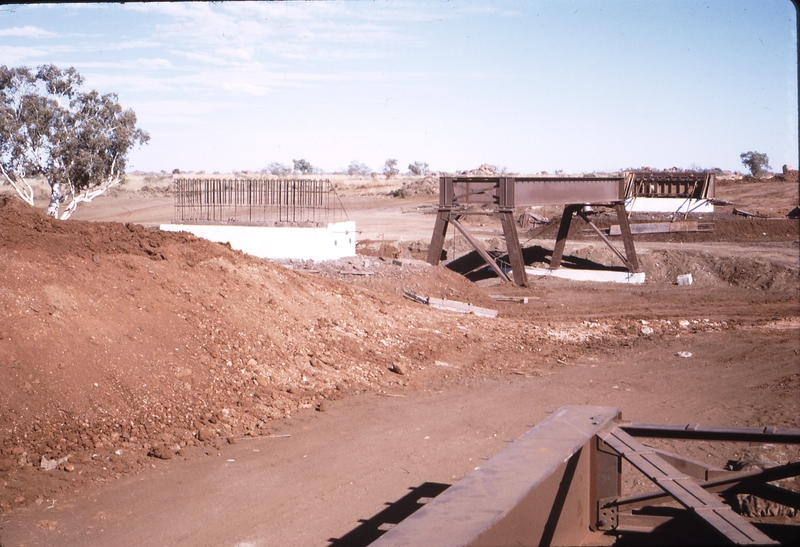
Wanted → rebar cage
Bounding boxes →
[172,178,346,226]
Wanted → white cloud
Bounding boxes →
[78,58,173,71]
[0,45,53,64]
[0,26,56,38]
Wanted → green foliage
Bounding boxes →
[408,161,429,176]
[0,64,149,217]
[740,151,771,178]
[383,158,399,179]
[346,160,372,176]
[292,158,314,174]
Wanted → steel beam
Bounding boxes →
[549,204,582,269]
[427,209,451,266]
[621,422,800,444]
[599,426,777,545]
[513,177,626,206]
[368,406,621,547]
[498,210,527,286]
[450,218,510,282]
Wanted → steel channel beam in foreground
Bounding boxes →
[368,405,621,547]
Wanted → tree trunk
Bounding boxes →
[46,182,61,218]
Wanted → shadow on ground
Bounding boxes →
[327,482,450,547]
[446,245,628,282]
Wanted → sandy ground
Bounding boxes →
[0,174,798,546]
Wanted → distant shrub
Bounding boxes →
[347,161,373,176]
[293,159,314,175]
[383,158,399,179]
[264,162,292,176]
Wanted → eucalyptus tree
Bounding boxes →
[0,64,149,219]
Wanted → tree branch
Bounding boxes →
[0,163,35,206]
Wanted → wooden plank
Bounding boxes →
[488,295,538,303]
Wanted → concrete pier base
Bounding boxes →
[160,221,356,261]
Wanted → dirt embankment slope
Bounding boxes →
[0,195,501,510]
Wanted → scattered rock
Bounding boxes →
[389,363,406,375]
[640,326,654,336]
[675,351,693,358]
[317,401,328,412]
[148,446,174,460]
[197,427,216,442]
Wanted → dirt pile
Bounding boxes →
[0,196,510,511]
[389,175,439,198]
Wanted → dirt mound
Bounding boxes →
[389,176,438,198]
[772,171,799,183]
[0,196,502,512]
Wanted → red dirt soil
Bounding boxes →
[0,177,798,546]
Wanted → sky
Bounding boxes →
[1,0,797,175]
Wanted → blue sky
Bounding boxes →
[1,0,797,174]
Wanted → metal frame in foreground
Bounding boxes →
[368,406,799,546]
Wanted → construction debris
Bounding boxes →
[733,208,768,219]
[488,295,535,304]
[609,221,714,236]
[403,291,497,318]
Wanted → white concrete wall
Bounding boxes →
[160,221,356,261]
[625,197,714,214]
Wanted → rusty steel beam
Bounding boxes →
[577,209,635,271]
[549,204,582,270]
[603,461,800,514]
[512,177,626,206]
[368,406,621,547]
[498,210,527,285]
[361,408,796,546]
[599,426,777,545]
[621,422,800,444]
[427,209,451,266]
[450,218,510,282]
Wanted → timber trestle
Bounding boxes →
[426,176,640,286]
[367,405,799,546]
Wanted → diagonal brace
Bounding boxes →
[599,426,777,545]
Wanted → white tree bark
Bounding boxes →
[0,164,35,206]
[46,182,61,217]
[59,175,122,220]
